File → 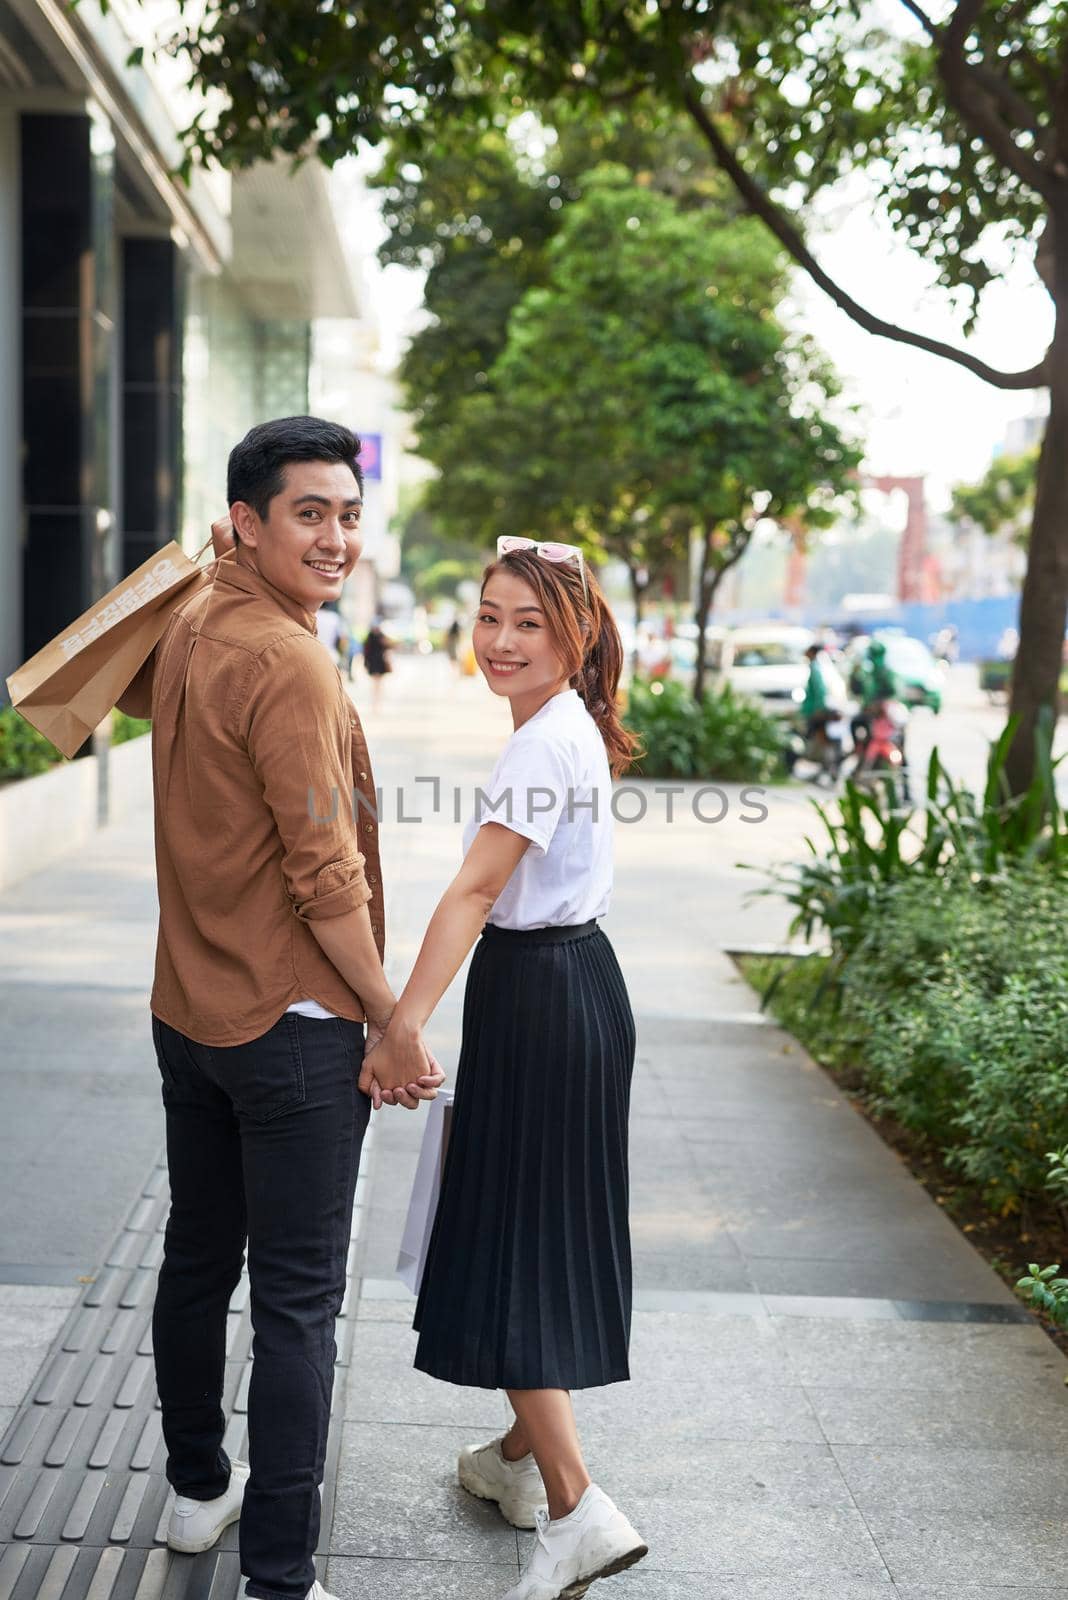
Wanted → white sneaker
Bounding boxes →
[167,1460,249,1553]
[502,1484,648,1600]
[459,1436,548,1529]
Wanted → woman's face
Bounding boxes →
[473,569,569,710]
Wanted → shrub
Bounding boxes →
[838,867,1068,1210]
[0,705,65,781]
[758,713,1065,958]
[624,676,784,783]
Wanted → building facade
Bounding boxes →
[1,0,395,685]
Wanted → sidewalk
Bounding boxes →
[2,657,1067,1598]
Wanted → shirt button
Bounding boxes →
[365,823,375,834]
[371,923,380,935]
[359,771,368,781]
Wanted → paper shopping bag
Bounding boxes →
[396,1088,455,1295]
[5,540,216,758]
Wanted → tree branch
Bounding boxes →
[897,0,940,41]
[937,0,1057,197]
[681,86,1050,392]
[970,60,1046,140]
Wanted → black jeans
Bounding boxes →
[151,1011,370,1600]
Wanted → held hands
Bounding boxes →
[360,1015,444,1111]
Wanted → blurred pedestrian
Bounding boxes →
[362,618,393,712]
[445,617,462,675]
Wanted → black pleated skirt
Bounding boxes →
[413,920,636,1391]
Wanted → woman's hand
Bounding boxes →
[360,1019,445,1111]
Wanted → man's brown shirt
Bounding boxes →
[120,551,384,1045]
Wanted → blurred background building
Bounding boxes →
[0,0,402,684]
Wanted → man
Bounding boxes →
[799,640,846,739]
[850,635,903,748]
[118,417,441,1600]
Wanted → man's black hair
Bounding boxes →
[226,416,363,524]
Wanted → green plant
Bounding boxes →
[757,713,1066,960]
[0,705,65,781]
[1016,1263,1068,1328]
[623,677,784,783]
[1015,1148,1068,1326]
[839,867,1068,1210]
[111,710,152,746]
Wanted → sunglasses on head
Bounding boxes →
[496,536,588,601]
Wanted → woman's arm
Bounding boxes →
[358,823,530,1101]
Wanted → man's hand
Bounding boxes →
[360,1020,444,1111]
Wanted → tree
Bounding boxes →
[157,0,1066,785]
[949,448,1038,547]
[413,169,859,695]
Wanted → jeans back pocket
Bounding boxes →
[208,1014,306,1123]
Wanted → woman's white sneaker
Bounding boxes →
[167,1460,249,1553]
[502,1484,648,1599]
[458,1436,548,1529]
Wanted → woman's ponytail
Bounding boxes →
[574,582,640,778]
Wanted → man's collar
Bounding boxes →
[214,547,317,635]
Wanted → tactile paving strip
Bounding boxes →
[0,1128,374,1600]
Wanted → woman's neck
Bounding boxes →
[510,679,571,731]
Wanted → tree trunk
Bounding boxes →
[693,527,714,702]
[627,563,646,673]
[1006,207,1068,795]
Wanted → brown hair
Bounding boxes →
[481,550,639,777]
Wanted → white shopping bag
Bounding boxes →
[396,1088,455,1295]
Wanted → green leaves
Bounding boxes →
[623,675,785,782]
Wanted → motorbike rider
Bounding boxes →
[851,636,903,751]
[801,641,846,741]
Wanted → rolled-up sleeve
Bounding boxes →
[242,636,371,922]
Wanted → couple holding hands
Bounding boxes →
[120,416,647,1600]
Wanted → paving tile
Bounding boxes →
[578,1432,852,1506]
[776,1316,1065,1391]
[0,1291,78,1406]
[632,1252,758,1293]
[745,1253,1013,1304]
[331,1422,520,1561]
[571,1379,824,1444]
[583,1582,900,1600]
[807,1382,1068,1450]
[518,1495,889,1580]
[896,1589,1068,1599]
[833,1443,1068,1516]
[627,1311,793,1385]
[342,1323,507,1428]
[866,1509,1068,1588]
[326,1556,519,1597]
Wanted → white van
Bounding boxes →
[712,624,817,716]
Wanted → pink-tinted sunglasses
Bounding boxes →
[496,536,588,600]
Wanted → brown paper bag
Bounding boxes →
[5,539,217,758]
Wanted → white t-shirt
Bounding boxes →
[462,689,614,931]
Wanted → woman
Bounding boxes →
[362,618,393,710]
[363,537,647,1600]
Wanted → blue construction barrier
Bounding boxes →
[718,594,1036,663]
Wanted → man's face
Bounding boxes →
[230,459,362,611]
